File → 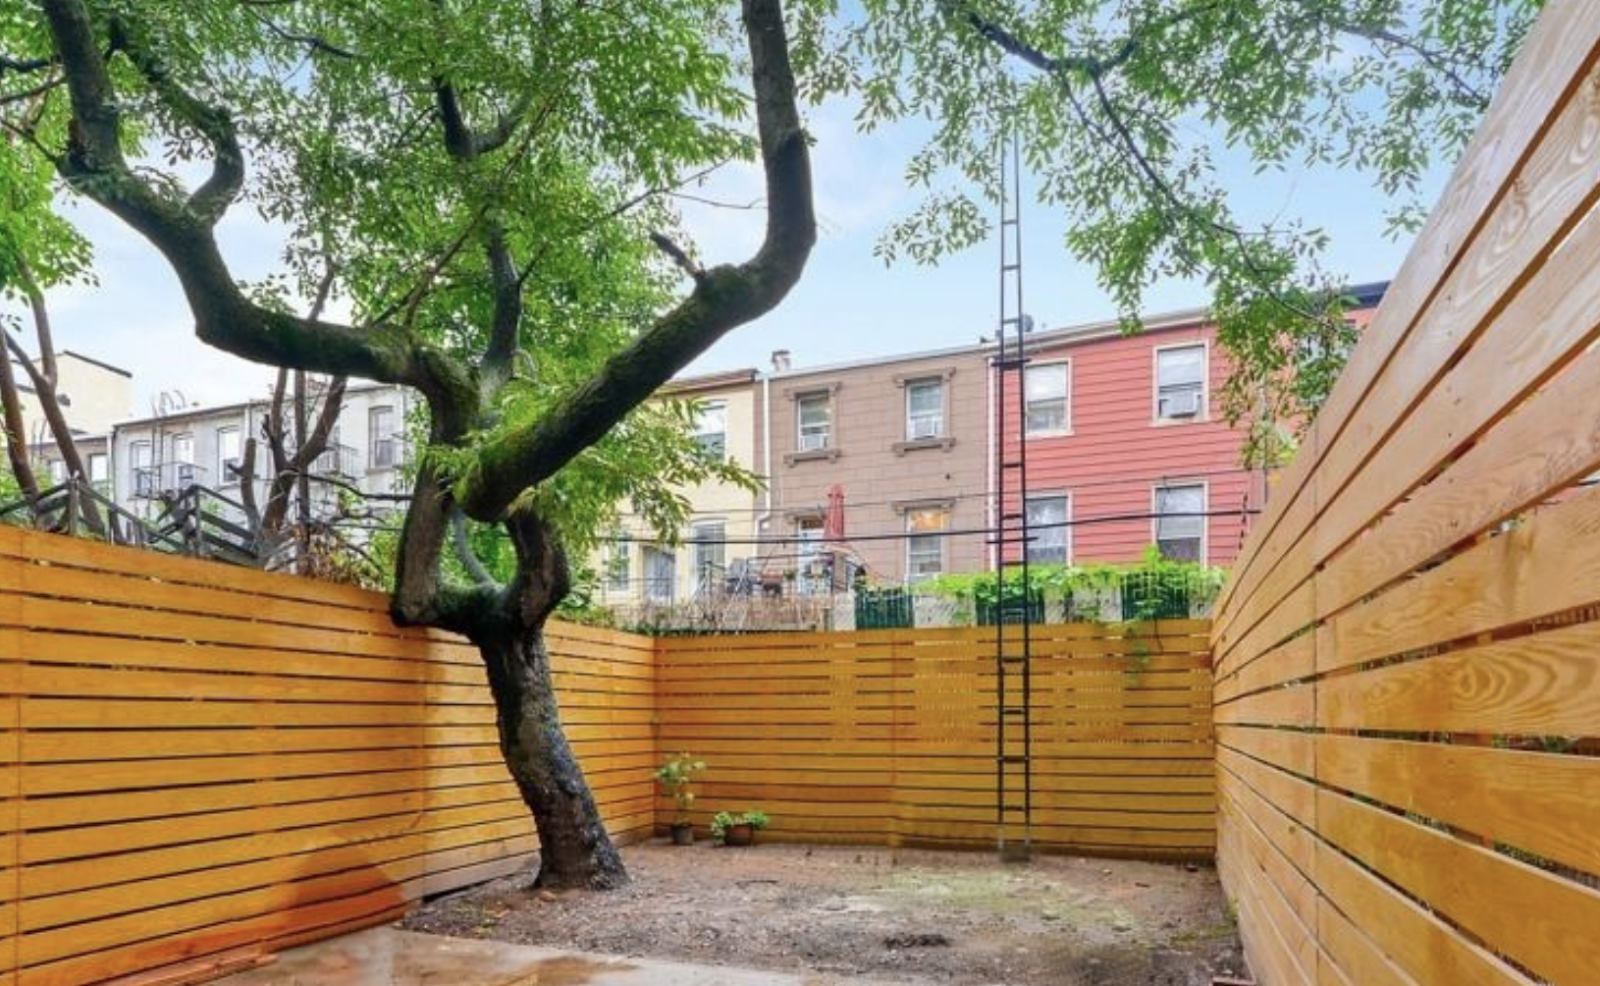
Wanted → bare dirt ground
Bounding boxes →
[403,842,1246,986]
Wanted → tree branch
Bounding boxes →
[40,0,475,408]
[452,0,815,521]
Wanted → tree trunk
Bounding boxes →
[476,622,627,889]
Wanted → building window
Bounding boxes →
[794,515,826,594]
[797,392,831,452]
[605,536,631,592]
[370,405,397,469]
[1154,483,1205,562]
[643,546,676,602]
[905,378,945,440]
[1025,494,1069,565]
[88,452,109,493]
[131,440,154,497]
[690,520,727,593]
[47,459,67,486]
[905,507,948,583]
[694,401,727,460]
[172,433,196,486]
[1024,363,1069,435]
[1156,345,1206,420]
[217,426,242,485]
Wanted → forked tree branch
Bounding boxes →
[451,0,816,520]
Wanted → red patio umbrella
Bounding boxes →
[823,484,846,542]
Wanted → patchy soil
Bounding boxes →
[403,842,1245,986]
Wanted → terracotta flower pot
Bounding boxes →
[723,822,755,847]
[670,822,695,846]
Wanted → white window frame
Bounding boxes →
[130,440,154,496]
[172,433,197,486]
[1151,481,1207,564]
[1024,492,1071,565]
[47,459,67,485]
[216,426,242,486]
[690,519,727,591]
[904,507,949,584]
[796,392,832,452]
[1153,342,1208,423]
[905,377,946,441]
[369,405,397,469]
[694,400,728,460]
[88,452,109,487]
[1023,360,1070,436]
[604,536,631,592]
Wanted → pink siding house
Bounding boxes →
[998,285,1384,569]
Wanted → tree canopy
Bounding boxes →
[837,0,1539,458]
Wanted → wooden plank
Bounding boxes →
[1215,7,1600,640]
[1316,622,1600,736]
[1314,733,1600,879]
[1318,786,1600,986]
[1320,484,1600,672]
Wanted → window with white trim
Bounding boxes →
[905,507,949,583]
[691,520,726,590]
[1025,494,1069,565]
[797,393,831,452]
[605,535,630,591]
[369,405,397,469]
[694,401,727,460]
[88,452,109,490]
[1024,363,1068,434]
[1156,345,1206,420]
[1154,483,1205,562]
[905,378,945,440]
[216,426,242,485]
[172,433,196,485]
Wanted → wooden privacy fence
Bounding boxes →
[658,622,1214,856]
[0,526,654,986]
[1210,3,1600,985]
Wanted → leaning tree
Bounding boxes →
[5,0,814,888]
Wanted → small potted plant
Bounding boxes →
[711,809,770,847]
[655,751,706,845]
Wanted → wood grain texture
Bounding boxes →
[1214,9,1600,983]
[0,528,657,986]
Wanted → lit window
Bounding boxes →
[695,401,728,460]
[797,393,831,452]
[905,507,948,583]
[905,378,945,440]
[1025,494,1069,564]
[1154,484,1205,561]
[1156,345,1205,420]
[1024,363,1068,434]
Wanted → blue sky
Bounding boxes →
[19,94,1446,412]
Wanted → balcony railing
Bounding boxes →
[131,462,206,499]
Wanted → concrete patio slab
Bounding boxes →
[213,926,905,986]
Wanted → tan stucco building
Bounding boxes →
[596,369,765,606]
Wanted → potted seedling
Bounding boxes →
[655,751,707,845]
[711,809,770,847]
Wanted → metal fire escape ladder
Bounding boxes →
[992,129,1035,862]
